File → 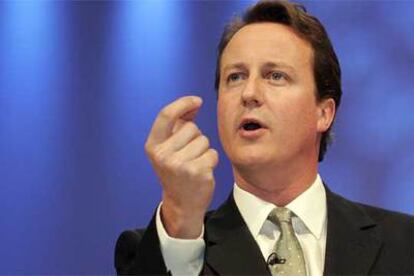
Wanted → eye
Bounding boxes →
[227,72,244,83]
[266,71,289,85]
[269,71,285,81]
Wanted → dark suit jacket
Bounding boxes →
[115,188,414,275]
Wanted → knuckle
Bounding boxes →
[186,121,200,134]
[159,107,173,121]
[186,165,200,178]
[152,145,167,162]
[209,148,218,158]
[144,139,157,154]
[209,149,219,164]
[201,171,214,182]
[166,155,183,171]
[144,141,151,154]
[200,135,210,147]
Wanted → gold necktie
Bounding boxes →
[267,207,306,276]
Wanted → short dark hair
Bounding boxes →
[214,0,342,162]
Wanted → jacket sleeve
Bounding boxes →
[114,212,169,275]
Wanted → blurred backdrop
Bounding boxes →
[0,0,413,274]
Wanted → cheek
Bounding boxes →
[273,95,318,134]
[217,97,232,136]
[291,100,318,135]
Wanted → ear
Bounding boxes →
[317,98,336,133]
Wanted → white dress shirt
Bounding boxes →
[156,174,327,276]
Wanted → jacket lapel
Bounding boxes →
[324,188,383,275]
[202,186,384,275]
[204,194,270,275]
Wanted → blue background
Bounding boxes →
[0,0,413,274]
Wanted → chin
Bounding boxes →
[231,149,276,169]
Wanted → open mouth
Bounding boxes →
[242,121,262,131]
[240,119,264,131]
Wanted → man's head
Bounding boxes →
[215,0,341,163]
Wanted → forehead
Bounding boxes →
[221,22,314,71]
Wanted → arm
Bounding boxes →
[114,205,205,275]
[156,203,205,275]
[145,96,218,239]
[115,96,218,274]
[114,214,167,275]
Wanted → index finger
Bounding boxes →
[148,96,203,145]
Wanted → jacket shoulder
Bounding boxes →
[338,193,414,258]
[335,191,414,236]
[329,188,414,232]
[358,203,414,242]
[360,203,414,224]
[114,210,169,275]
[114,229,145,275]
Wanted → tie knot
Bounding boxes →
[268,207,292,225]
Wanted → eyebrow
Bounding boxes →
[222,61,296,74]
[222,63,246,74]
[262,61,295,72]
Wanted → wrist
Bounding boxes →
[160,201,205,239]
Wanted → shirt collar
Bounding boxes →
[233,174,326,240]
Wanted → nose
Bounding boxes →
[241,76,263,108]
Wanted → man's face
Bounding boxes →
[217,22,326,171]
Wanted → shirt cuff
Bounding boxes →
[155,202,205,275]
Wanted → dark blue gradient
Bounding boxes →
[0,1,413,273]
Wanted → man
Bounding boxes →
[115,1,414,275]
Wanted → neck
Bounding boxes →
[232,160,318,206]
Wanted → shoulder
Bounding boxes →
[327,187,414,227]
[357,202,414,243]
[114,229,146,274]
[329,189,414,252]
[359,202,414,225]
[115,229,146,255]
[336,191,414,231]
